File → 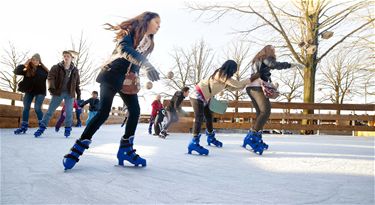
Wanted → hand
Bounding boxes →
[144,63,160,82]
[290,63,304,70]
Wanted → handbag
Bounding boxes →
[207,77,228,114]
[121,63,141,95]
[261,81,279,99]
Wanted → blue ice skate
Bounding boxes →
[188,134,209,155]
[206,130,223,147]
[242,130,266,155]
[34,126,46,138]
[63,139,91,170]
[64,127,72,138]
[14,121,28,134]
[117,137,146,167]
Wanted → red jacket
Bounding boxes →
[151,100,163,117]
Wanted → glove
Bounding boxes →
[290,63,304,70]
[143,62,160,82]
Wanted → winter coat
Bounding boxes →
[14,65,48,95]
[251,57,291,83]
[197,72,250,100]
[80,98,100,112]
[151,100,163,117]
[48,62,81,99]
[96,32,150,91]
[166,91,186,112]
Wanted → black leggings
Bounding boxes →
[190,97,213,136]
[246,87,271,131]
[80,83,140,141]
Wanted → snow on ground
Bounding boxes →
[1,124,374,205]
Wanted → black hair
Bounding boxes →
[210,60,238,81]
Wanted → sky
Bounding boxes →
[0,0,250,113]
[1,0,374,114]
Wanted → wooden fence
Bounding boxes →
[0,89,130,128]
[163,100,375,135]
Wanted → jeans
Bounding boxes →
[80,83,140,141]
[163,110,179,131]
[40,91,74,127]
[190,97,213,135]
[85,111,97,126]
[22,93,45,123]
[246,87,271,131]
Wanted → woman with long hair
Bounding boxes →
[14,54,49,134]
[243,45,302,155]
[63,11,160,170]
[188,60,251,155]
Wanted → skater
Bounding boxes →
[188,60,250,155]
[14,54,49,134]
[79,91,100,126]
[63,11,160,170]
[244,45,302,155]
[55,99,82,133]
[159,87,190,138]
[148,94,163,134]
[33,50,81,138]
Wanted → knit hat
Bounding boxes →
[31,53,41,61]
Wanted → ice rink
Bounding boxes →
[1,124,374,204]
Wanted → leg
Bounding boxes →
[40,95,63,127]
[117,93,146,167]
[203,102,222,147]
[21,93,33,123]
[62,93,74,128]
[55,111,66,131]
[247,87,271,131]
[34,94,45,121]
[15,93,33,134]
[203,103,214,133]
[190,98,205,136]
[34,95,63,137]
[63,84,116,170]
[119,93,140,140]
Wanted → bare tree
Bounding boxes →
[188,0,374,131]
[158,39,215,96]
[317,47,368,112]
[222,40,253,104]
[0,42,28,105]
[274,67,304,103]
[70,32,97,91]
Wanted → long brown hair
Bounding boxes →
[251,45,276,65]
[24,59,49,77]
[104,11,159,55]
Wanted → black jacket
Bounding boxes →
[166,91,185,112]
[48,62,81,99]
[96,32,150,91]
[14,65,48,95]
[80,98,100,112]
[252,57,291,82]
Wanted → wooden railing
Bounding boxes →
[162,100,375,135]
[0,89,128,128]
